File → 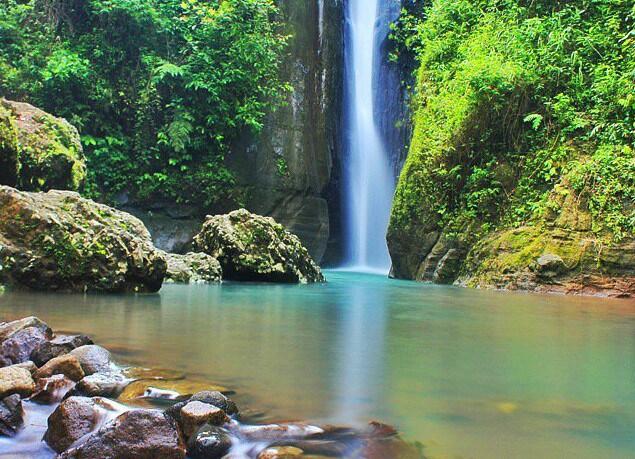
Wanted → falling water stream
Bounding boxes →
[343,0,395,273]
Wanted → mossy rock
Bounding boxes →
[0,186,166,293]
[0,102,19,187]
[193,209,325,284]
[0,99,86,192]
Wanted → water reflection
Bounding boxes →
[0,272,634,458]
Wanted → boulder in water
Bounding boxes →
[187,424,232,459]
[164,252,222,284]
[73,371,131,398]
[30,374,76,404]
[0,394,24,436]
[0,317,52,344]
[0,186,167,292]
[57,409,186,458]
[179,401,229,438]
[44,396,102,453]
[192,209,324,283]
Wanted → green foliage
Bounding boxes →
[0,0,288,206]
[391,0,635,244]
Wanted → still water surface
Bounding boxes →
[1,271,634,458]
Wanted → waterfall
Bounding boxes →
[342,0,395,273]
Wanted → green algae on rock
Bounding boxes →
[164,252,222,284]
[193,209,325,284]
[0,99,86,192]
[0,186,166,292]
[0,103,19,188]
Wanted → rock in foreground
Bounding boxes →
[193,209,324,283]
[0,186,167,292]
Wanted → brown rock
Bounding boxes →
[31,334,93,366]
[258,446,305,459]
[44,396,101,453]
[0,365,35,398]
[34,354,84,382]
[70,345,112,375]
[30,374,75,404]
[179,401,229,438]
[58,409,186,458]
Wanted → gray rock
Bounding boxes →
[167,391,238,423]
[179,401,229,438]
[536,253,568,278]
[193,209,324,284]
[0,394,24,436]
[164,252,222,284]
[187,424,232,459]
[31,334,93,366]
[0,327,49,365]
[70,345,112,375]
[72,372,131,398]
[58,409,186,458]
[0,317,52,343]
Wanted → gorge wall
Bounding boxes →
[387,1,635,297]
[227,0,344,263]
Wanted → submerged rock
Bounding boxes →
[0,365,35,398]
[193,209,325,283]
[164,252,222,284]
[58,409,186,458]
[0,186,167,292]
[0,99,86,192]
[0,394,24,436]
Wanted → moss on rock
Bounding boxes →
[0,103,19,187]
[0,99,86,192]
[0,186,166,292]
[193,209,325,284]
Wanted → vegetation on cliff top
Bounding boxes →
[391,0,635,251]
[0,0,288,207]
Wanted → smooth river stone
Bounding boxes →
[179,401,229,438]
[0,365,35,398]
[33,354,85,382]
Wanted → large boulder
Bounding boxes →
[58,409,186,458]
[69,345,112,375]
[0,99,86,192]
[0,186,167,292]
[0,326,49,365]
[192,209,324,283]
[0,316,52,342]
[164,252,222,284]
[0,102,19,187]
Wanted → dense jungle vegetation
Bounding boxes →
[0,0,288,207]
[391,0,635,247]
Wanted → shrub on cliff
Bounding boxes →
[389,0,635,289]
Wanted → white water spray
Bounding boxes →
[342,0,395,273]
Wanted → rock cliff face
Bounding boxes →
[227,0,344,263]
